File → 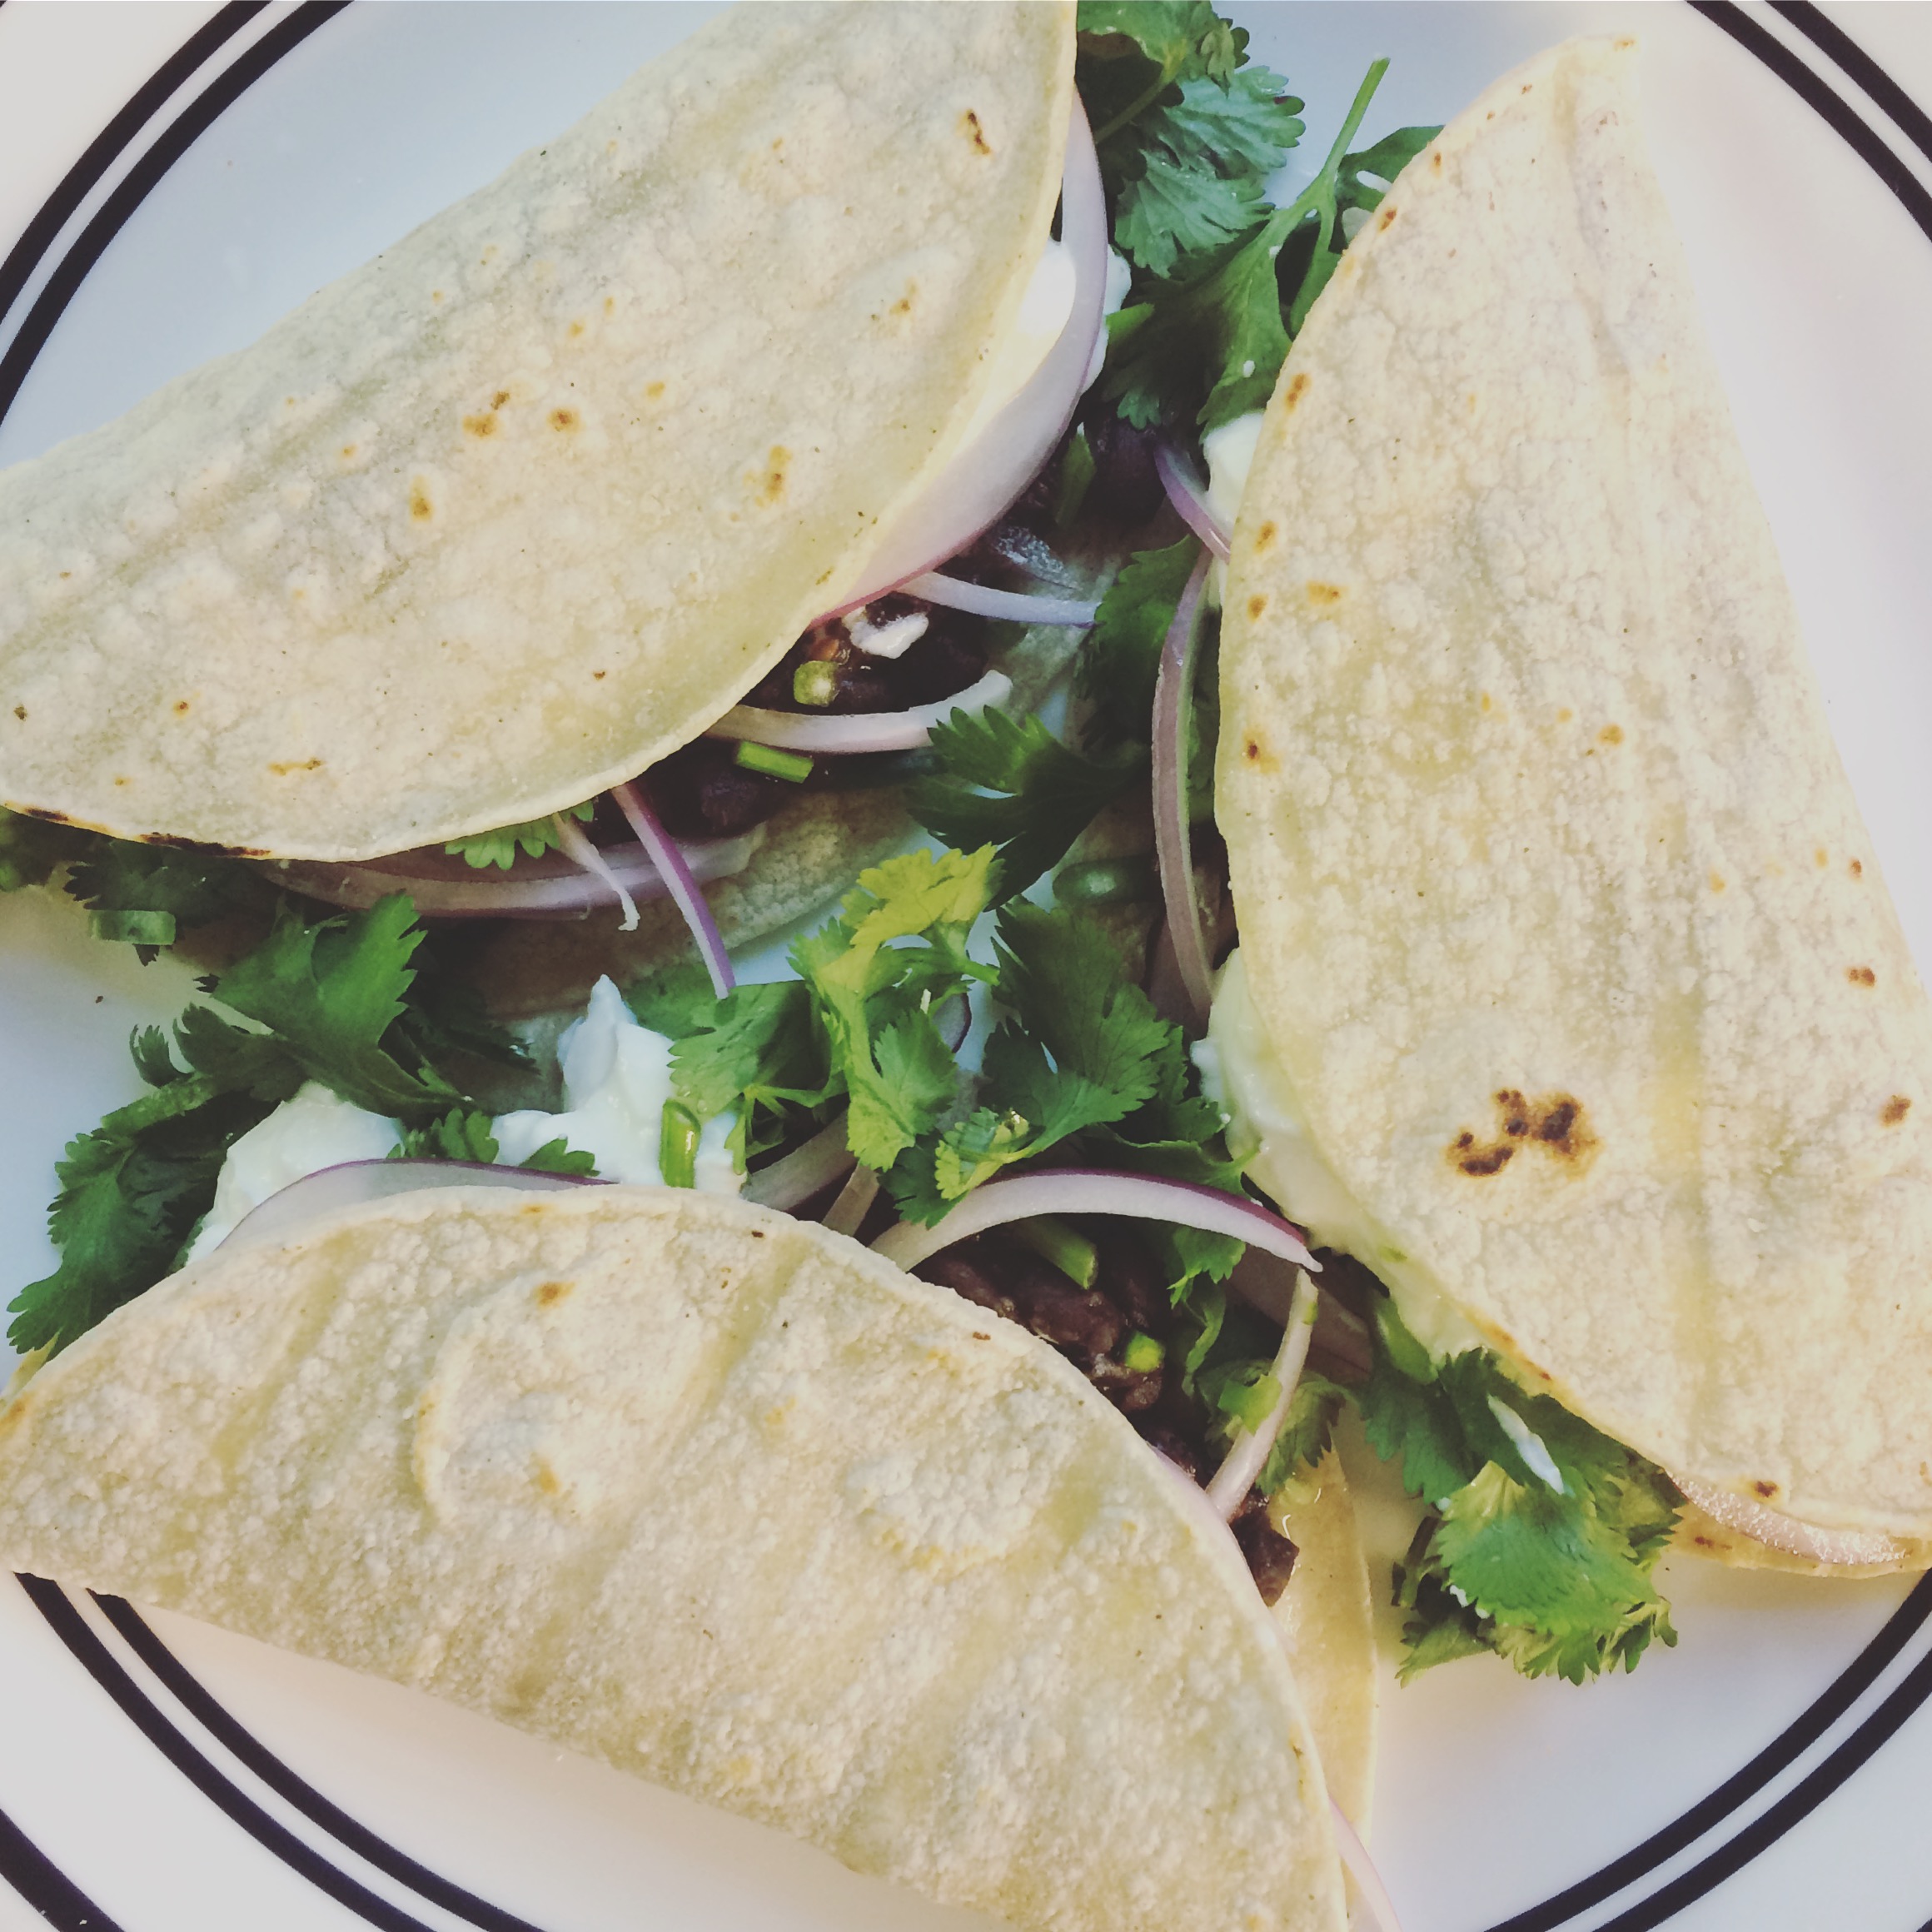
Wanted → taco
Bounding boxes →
[0,1183,1369,1930]
[0,2,1106,978]
[1209,37,1932,1570]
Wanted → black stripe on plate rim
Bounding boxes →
[0,0,348,433]
[19,1576,441,1932]
[1772,1,1932,173]
[93,1593,550,1932]
[2,3,1932,1930]
[0,1796,127,1932]
[0,2,268,342]
[1690,0,1932,246]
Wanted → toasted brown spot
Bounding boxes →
[891,292,915,316]
[568,320,585,338]
[535,1280,571,1307]
[1556,707,1573,724]
[592,669,606,680]
[1451,1089,1597,1177]
[1432,150,1444,172]
[1849,965,1877,987]
[58,571,70,580]
[1481,693,1492,714]
[534,1461,561,1497]
[645,381,665,400]
[492,390,511,409]
[1282,372,1310,412]
[1306,581,1343,606]
[113,776,128,787]
[1246,594,1268,621]
[409,485,433,520]
[1753,1479,1777,1500]
[1457,1144,1516,1177]
[431,291,444,304]
[340,445,357,461]
[10,706,22,721]
[1377,203,1398,231]
[17,806,72,824]
[1850,858,1864,878]
[1709,872,1726,894]
[268,758,323,775]
[1244,739,1262,763]
[758,446,791,505]
[1599,724,1623,744]
[961,108,992,156]
[549,407,580,432]
[1815,848,1829,868]
[749,1228,764,1240]
[1254,520,1277,552]
[603,296,615,316]
[1884,1096,1913,1126]
[1693,1533,1715,1549]
[1521,82,1534,94]
[461,413,497,438]
[172,700,190,715]
[972,1331,991,1342]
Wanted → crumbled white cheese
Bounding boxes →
[186,1082,401,1260]
[492,976,739,1193]
[844,607,929,660]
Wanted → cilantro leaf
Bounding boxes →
[0,809,88,893]
[1075,538,1198,749]
[1258,1369,1346,1495]
[65,839,274,946]
[397,1108,597,1177]
[907,710,1143,903]
[443,801,595,872]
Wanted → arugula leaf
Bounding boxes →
[907,710,1143,903]
[1075,538,1198,749]
[211,895,455,1117]
[444,802,595,872]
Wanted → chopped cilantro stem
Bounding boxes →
[1091,62,1188,149]
[734,741,814,783]
[1123,1330,1165,1373]
[792,662,839,708]
[88,909,176,945]
[659,1100,700,1189]
[1053,856,1156,906]
[1010,1214,1100,1289]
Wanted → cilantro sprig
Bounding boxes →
[444,801,595,872]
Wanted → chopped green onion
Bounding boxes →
[734,742,814,783]
[1053,856,1156,907]
[88,909,177,946]
[1122,1332,1165,1374]
[792,661,839,708]
[1052,424,1096,529]
[659,1101,700,1189]
[1010,1214,1098,1290]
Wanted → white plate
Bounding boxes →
[0,5,1930,1930]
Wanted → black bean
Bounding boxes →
[638,739,787,840]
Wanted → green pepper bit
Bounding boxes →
[1010,1215,1098,1290]
[1121,1332,1165,1375]
[658,1100,701,1189]
[734,741,814,783]
[791,660,839,708]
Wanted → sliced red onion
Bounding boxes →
[1154,439,1232,561]
[705,668,1012,755]
[822,1164,881,1239]
[269,834,754,920]
[901,571,1098,628]
[872,1168,1313,1275]
[742,1116,855,1212]
[552,812,640,932]
[1205,1269,1318,1518]
[1151,547,1217,1032]
[1327,1792,1403,1932]
[217,1158,599,1257]
[611,780,734,998]
[824,95,1108,612]
[1670,1471,1909,1569]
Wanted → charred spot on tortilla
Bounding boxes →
[1599,724,1623,744]
[1282,372,1310,412]
[461,413,498,438]
[1451,1091,1596,1177]
[757,447,791,505]
[1849,966,1878,987]
[1850,857,1865,878]
[268,759,324,777]
[408,482,434,521]
[1307,581,1343,606]
[172,700,190,715]
[1754,1479,1779,1500]
[534,1281,572,1307]
[1885,1097,1913,1127]
[1254,520,1278,552]
[549,407,580,433]
[1377,204,1398,232]
[141,829,269,858]
[961,109,992,157]
[1247,594,1269,621]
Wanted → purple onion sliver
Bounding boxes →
[1151,547,1217,1032]
[742,1115,855,1212]
[1154,439,1232,560]
[1327,1795,1405,1932]
[902,572,1098,628]
[870,1168,1313,1275]
[217,1158,600,1256]
[705,668,1013,756]
[612,780,734,998]
[819,95,1108,615]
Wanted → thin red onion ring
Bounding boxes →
[612,780,734,998]
[1151,547,1217,1032]
[1205,1269,1317,1518]
[217,1158,600,1256]
[1670,1471,1910,1568]
[742,1117,855,1212]
[824,95,1108,613]
[902,572,1098,628]
[871,1168,1314,1275]
[705,669,1012,755]
[268,833,755,920]
[1154,439,1232,560]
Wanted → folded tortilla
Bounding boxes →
[0,2,1072,861]
[1213,39,1932,1549]
[0,1185,1360,1929]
